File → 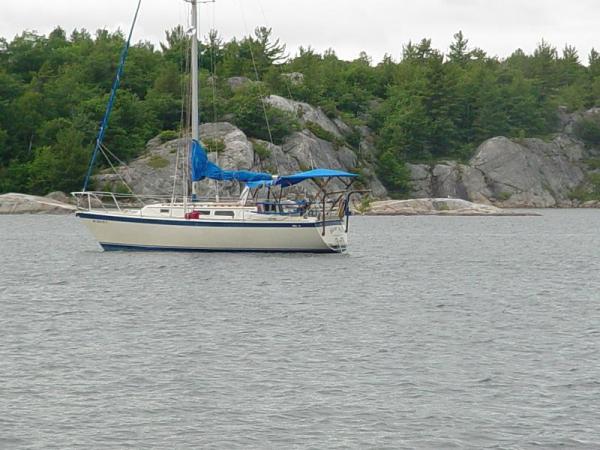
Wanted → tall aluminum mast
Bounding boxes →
[190,0,199,142]
[185,0,199,200]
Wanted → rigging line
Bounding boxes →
[195,0,219,199]
[177,22,189,204]
[82,0,142,192]
[255,0,295,103]
[252,0,282,175]
[99,142,157,203]
[209,1,221,200]
[100,143,128,168]
[97,145,146,206]
[250,0,311,173]
[171,139,181,206]
[180,4,193,205]
[98,144,139,201]
[210,3,218,124]
[255,0,292,98]
[236,0,276,152]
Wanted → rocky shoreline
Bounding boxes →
[0,193,77,215]
[406,108,600,208]
[0,192,563,216]
[361,199,541,216]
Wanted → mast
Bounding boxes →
[190,0,199,200]
[191,0,199,142]
[82,0,142,192]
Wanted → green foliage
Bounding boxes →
[0,28,170,192]
[253,141,271,160]
[147,155,169,169]
[497,192,512,201]
[448,31,471,66]
[574,116,600,147]
[306,121,335,141]
[220,27,287,79]
[27,126,89,194]
[227,83,299,144]
[584,158,600,170]
[203,137,225,153]
[116,182,131,194]
[159,130,179,142]
[2,25,600,195]
[345,128,362,150]
[349,167,368,189]
[305,121,346,149]
[376,150,411,197]
[586,173,600,199]
[103,180,131,195]
[569,173,600,201]
[356,195,372,214]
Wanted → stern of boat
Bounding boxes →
[318,221,348,253]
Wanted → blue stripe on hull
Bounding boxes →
[99,242,342,254]
[77,212,342,228]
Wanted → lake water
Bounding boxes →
[1,211,599,449]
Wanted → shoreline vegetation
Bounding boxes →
[2,27,600,202]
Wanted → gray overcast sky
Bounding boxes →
[2,0,600,63]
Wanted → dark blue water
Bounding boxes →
[1,211,599,449]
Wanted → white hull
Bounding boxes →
[77,211,348,253]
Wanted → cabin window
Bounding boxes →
[198,210,211,215]
[214,210,235,218]
[160,209,170,214]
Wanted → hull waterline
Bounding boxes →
[76,211,348,253]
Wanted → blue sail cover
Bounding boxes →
[190,139,209,181]
[246,168,358,189]
[190,140,272,183]
[246,179,274,189]
[274,168,358,187]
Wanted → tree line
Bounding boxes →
[1,27,599,196]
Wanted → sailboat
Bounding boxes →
[72,0,362,253]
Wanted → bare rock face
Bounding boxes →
[558,106,600,141]
[94,137,186,197]
[201,122,254,171]
[95,121,386,200]
[45,191,71,204]
[364,198,539,216]
[227,76,252,91]
[282,72,304,85]
[265,95,387,197]
[94,97,390,201]
[0,193,76,214]
[356,129,387,199]
[265,95,345,139]
[408,135,587,207]
[407,163,433,198]
[471,136,585,207]
[581,200,600,208]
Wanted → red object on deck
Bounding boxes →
[185,211,200,220]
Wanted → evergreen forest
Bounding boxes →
[2,26,600,195]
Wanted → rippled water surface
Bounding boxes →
[1,211,600,449]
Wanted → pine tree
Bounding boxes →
[448,31,470,66]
